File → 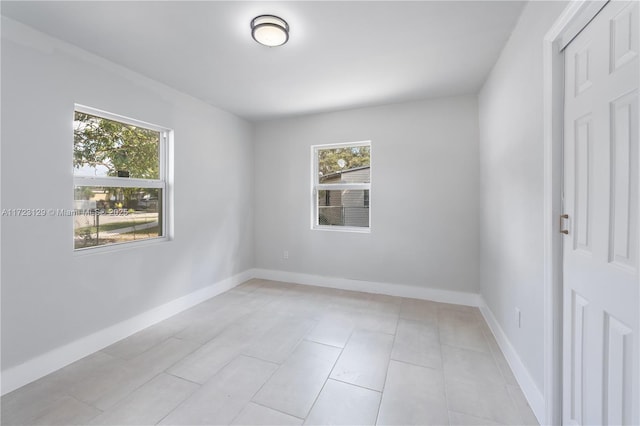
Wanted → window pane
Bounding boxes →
[318,146,370,184]
[73,186,162,249]
[74,111,160,179]
[318,189,369,227]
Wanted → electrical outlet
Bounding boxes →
[515,307,521,328]
[283,250,289,260]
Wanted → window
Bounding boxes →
[311,141,371,231]
[73,105,170,250]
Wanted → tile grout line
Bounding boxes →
[248,400,306,422]
[238,344,302,423]
[387,357,442,372]
[302,327,355,422]
[251,326,350,424]
[374,312,400,425]
[435,312,454,426]
[163,370,205,387]
[227,368,279,425]
[302,338,346,350]
[327,377,385,394]
[31,392,105,425]
[479,322,530,425]
[442,319,523,426]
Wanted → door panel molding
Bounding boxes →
[603,313,633,426]
[609,90,638,270]
[570,292,588,424]
[573,114,594,253]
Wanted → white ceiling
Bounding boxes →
[1,1,525,121]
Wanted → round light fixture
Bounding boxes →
[251,15,289,47]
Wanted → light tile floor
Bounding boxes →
[1,279,539,425]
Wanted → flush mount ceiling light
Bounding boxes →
[251,15,289,47]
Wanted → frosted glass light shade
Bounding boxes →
[251,15,289,47]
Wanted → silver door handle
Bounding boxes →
[560,214,569,234]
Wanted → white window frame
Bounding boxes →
[310,140,371,233]
[73,104,172,253]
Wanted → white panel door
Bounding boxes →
[563,1,639,425]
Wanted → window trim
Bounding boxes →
[310,140,372,233]
[73,104,172,253]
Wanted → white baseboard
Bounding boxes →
[253,268,482,306]
[479,299,545,425]
[1,269,254,396]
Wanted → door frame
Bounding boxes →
[542,1,639,425]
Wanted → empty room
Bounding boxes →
[1,1,638,425]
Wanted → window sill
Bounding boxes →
[311,225,371,234]
[73,236,170,256]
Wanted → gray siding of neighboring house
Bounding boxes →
[318,167,370,227]
[340,167,370,184]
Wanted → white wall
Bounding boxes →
[1,19,254,373]
[478,0,568,395]
[254,97,480,294]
